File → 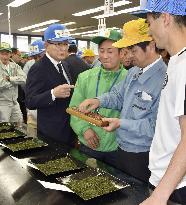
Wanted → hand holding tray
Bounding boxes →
[66,107,109,127]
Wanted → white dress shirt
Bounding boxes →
[46,52,70,100]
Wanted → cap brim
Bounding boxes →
[91,36,108,45]
[49,36,74,43]
[113,37,152,48]
[28,50,44,57]
[130,10,149,18]
[0,48,12,52]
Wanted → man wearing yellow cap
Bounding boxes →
[70,29,128,166]
[79,19,167,182]
[0,42,26,122]
[81,49,96,67]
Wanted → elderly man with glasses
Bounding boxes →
[25,24,76,147]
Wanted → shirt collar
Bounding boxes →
[138,57,164,84]
[142,56,161,73]
[46,52,60,68]
[169,47,186,62]
[0,60,10,69]
[101,64,124,75]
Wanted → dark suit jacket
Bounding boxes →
[25,55,76,146]
[65,54,90,83]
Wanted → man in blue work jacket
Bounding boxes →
[79,18,167,182]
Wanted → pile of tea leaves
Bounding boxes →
[7,139,46,151]
[0,132,20,140]
[35,156,78,175]
[0,125,13,133]
[67,175,118,200]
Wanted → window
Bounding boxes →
[90,41,98,55]
[78,40,87,51]
[1,34,13,47]
[17,36,29,52]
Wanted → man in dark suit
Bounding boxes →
[25,23,76,146]
[65,43,90,83]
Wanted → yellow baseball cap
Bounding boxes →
[82,49,95,57]
[113,18,152,48]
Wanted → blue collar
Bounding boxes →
[137,58,165,84]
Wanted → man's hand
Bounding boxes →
[83,128,99,149]
[4,76,10,81]
[79,98,100,113]
[53,84,75,98]
[102,118,120,132]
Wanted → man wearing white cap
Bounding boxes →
[137,0,186,204]
[25,24,76,146]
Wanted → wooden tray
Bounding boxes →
[66,107,109,127]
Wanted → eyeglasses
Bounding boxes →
[48,41,68,48]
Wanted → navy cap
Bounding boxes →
[44,23,73,42]
[132,0,186,18]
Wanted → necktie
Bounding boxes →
[57,63,71,84]
[57,63,63,76]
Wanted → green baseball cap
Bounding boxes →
[21,53,28,58]
[91,29,122,45]
[0,42,12,52]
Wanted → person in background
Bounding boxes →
[120,47,133,70]
[64,42,90,83]
[25,24,76,146]
[23,40,45,75]
[12,49,26,122]
[82,49,96,67]
[11,48,22,67]
[77,50,83,58]
[0,42,26,123]
[137,0,186,204]
[79,19,167,182]
[70,29,128,166]
[24,39,45,129]
[20,53,29,66]
[91,55,102,68]
[10,47,27,123]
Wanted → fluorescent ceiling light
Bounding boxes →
[82,34,98,38]
[7,0,31,7]
[73,0,131,16]
[32,27,76,33]
[92,6,140,19]
[71,27,119,36]
[18,20,60,31]
[63,22,76,26]
[0,13,3,16]
[32,25,93,33]
[32,28,47,33]
[71,30,99,36]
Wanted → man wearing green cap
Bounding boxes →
[78,19,167,182]
[0,42,26,122]
[69,29,128,166]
